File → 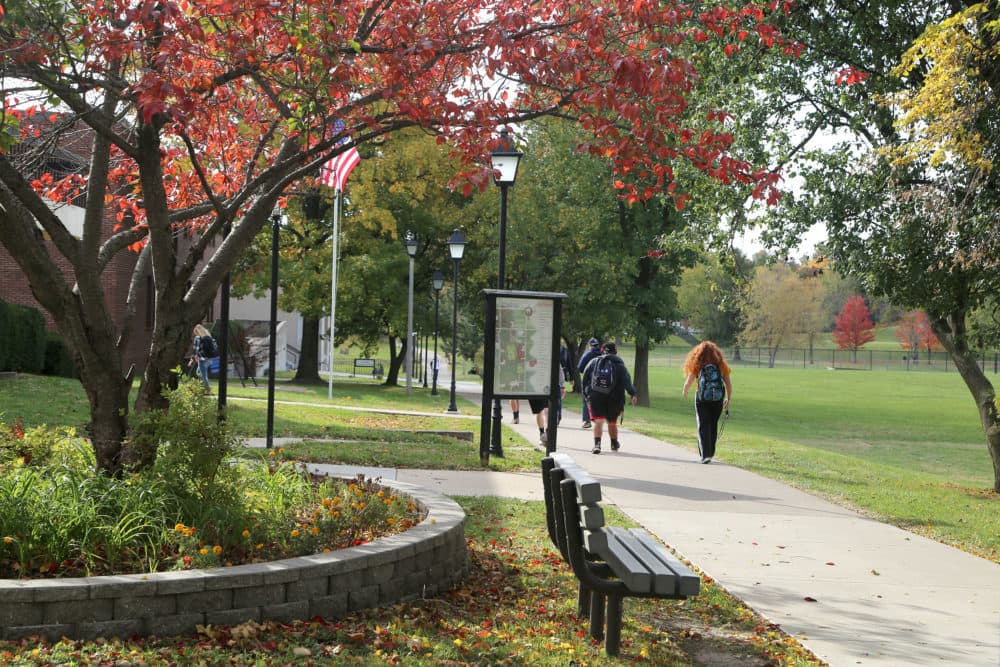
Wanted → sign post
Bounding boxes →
[480,290,566,464]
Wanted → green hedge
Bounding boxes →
[0,299,46,373]
[43,331,78,378]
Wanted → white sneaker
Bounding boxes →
[592,445,601,454]
[539,432,547,445]
[700,457,711,464]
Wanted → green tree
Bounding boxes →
[752,1,1000,490]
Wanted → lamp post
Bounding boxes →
[265,205,284,449]
[447,229,466,413]
[431,270,444,396]
[403,234,417,396]
[489,127,523,456]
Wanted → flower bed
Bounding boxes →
[0,478,468,641]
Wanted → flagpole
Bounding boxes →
[328,187,341,400]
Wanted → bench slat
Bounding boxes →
[583,528,608,554]
[628,528,701,596]
[550,453,602,503]
[590,529,654,593]
[606,526,680,595]
[579,503,605,530]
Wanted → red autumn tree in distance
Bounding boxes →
[833,295,876,357]
[896,310,942,363]
[0,0,796,473]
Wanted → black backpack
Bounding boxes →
[589,355,617,395]
[697,363,725,401]
[200,335,218,358]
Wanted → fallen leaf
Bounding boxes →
[292,647,312,657]
[803,596,817,602]
[871,569,880,576]
[825,562,835,566]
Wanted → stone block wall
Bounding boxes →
[0,479,468,641]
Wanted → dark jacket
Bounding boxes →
[581,353,636,409]
[577,346,601,374]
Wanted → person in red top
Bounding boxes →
[682,341,733,464]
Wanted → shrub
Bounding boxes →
[0,299,46,373]
[43,332,77,378]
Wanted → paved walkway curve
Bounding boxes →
[244,383,1000,666]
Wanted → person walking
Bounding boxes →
[576,337,602,428]
[682,341,733,464]
[581,341,637,454]
[529,364,568,446]
[191,324,218,391]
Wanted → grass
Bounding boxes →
[612,355,1000,561]
[0,497,822,666]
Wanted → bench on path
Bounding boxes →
[541,452,700,656]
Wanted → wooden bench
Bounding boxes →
[541,452,700,656]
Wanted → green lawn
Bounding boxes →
[586,354,999,560]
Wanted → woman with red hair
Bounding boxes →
[682,341,733,464]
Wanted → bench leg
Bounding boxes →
[605,594,624,656]
[589,591,606,641]
[577,583,591,618]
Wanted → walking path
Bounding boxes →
[244,384,1000,667]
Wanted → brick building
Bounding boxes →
[0,113,160,372]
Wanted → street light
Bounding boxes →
[404,233,418,396]
[431,270,444,396]
[446,229,466,413]
[266,205,284,449]
[489,127,523,456]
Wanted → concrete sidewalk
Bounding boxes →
[246,391,1000,666]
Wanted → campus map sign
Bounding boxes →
[493,295,555,397]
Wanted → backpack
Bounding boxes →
[697,363,725,401]
[589,355,617,395]
[199,335,218,358]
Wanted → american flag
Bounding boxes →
[319,133,361,193]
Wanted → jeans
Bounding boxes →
[197,357,212,389]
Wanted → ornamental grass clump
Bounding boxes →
[0,378,422,579]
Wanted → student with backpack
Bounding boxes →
[192,324,219,391]
[581,341,638,454]
[682,341,733,464]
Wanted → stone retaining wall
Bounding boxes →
[0,479,468,641]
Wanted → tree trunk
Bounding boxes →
[931,314,1000,492]
[566,341,582,393]
[294,316,322,383]
[384,334,402,386]
[81,364,133,477]
[632,342,651,407]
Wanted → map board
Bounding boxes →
[492,295,555,397]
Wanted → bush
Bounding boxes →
[0,299,46,373]
[43,331,77,378]
[0,383,422,579]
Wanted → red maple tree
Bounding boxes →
[833,295,875,352]
[0,0,798,472]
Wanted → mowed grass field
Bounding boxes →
[573,347,999,560]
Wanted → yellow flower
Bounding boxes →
[256,543,264,550]
[268,450,276,457]
[291,529,300,537]
[377,490,385,498]
[3,536,13,544]
[311,526,319,535]
[199,548,209,555]
[212,545,222,556]
[174,523,186,532]
[387,518,396,526]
